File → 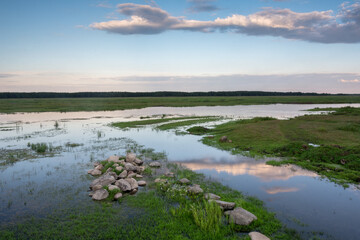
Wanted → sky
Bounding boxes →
[0,0,360,93]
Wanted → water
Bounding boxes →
[1,103,360,239]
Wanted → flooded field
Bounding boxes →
[1,103,360,239]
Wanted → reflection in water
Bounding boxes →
[178,159,317,182]
[264,186,300,194]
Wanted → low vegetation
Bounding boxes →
[1,95,360,113]
[193,107,360,185]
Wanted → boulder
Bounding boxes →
[114,193,122,200]
[124,163,138,172]
[125,178,138,190]
[93,162,100,167]
[113,163,119,167]
[130,188,138,195]
[115,166,123,172]
[249,232,270,240]
[138,166,145,172]
[179,178,190,184]
[134,158,143,166]
[126,153,136,163]
[136,174,143,178]
[205,193,221,200]
[149,161,161,168]
[188,184,203,194]
[108,185,120,191]
[107,155,121,163]
[92,189,109,201]
[138,180,147,186]
[210,200,235,210]
[95,164,104,171]
[127,172,136,178]
[88,169,102,176]
[91,174,116,188]
[92,184,103,191]
[119,170,128,179]
[219,136,228,142]
[165,172,175,178]
[115,179,132,192]
[225,207,257,226]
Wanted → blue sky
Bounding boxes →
[0,0,359,93]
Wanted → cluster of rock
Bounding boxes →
[156,176,270,240]
[88,153,154,201]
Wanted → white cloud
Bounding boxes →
[340,79,360,83]
[90,2,360,43]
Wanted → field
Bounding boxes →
[1,95,360,113]
[196,107,360,185]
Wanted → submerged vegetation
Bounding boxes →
[191,107,360,185]
[1,95,360,113]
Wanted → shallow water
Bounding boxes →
[1,103,360,239]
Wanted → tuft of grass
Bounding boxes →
[190,200,222,234]
[29,143,48,153]
[187,126,211,135]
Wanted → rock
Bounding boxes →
[219,136,228,142]
[138,166,145,172]
[113,163,119,167]
[125,178,138,190]
[138,180,147,186]
[249,232,270,240]
[92,184,103,191]
[107,171,117,179]
[93,162,100,167]
[88,169,102,176]
[165,172,175,178]
[115,166,123,172]
[134,158,143,166]
[228,140,232,143]
[107,155,121,163]
[89,192,94,197]
[95,164,104,171]
[155,178,167,183]
[130,188,138,195]
[105,168,113,173]
[114,193,122,200]
[205,193,221,200]
[92,189,109,201]
[115,179,132,192]
[188,184,203,194]
[108,185,120,191]
[149,161,161,168]
[126,152,136,163]
[179,178,190,184]
[136,174,143,178]
[225,207,257,226]
[119,170,128,179]
[127,172,136,178]
[124,163,138,172]
[91,174,116,188]
[211,200,235,210]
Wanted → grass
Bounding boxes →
[0,165,301,240]
[195,107,360,185]
[156,117,222,131]
[1,95,360,113]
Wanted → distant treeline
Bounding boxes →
[0,91,352,99]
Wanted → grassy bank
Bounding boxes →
[0,164,300,240]
[193,107,360,186]
[1,95,360,113]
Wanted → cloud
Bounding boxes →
[96,1,112,8]
[90,2,360,43]
[340,79,360,83]
[0,73,17,78]
[187,0,220,13]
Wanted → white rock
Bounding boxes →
[113,163,119,167]
[225,207,257,226]
[210,200,235,210]
[249,232,270,240]
[107,155,121,163]
[138,180,147,186]
[149,161,161,168]
[124,163,137,172]
[108,185,120,191]
[89,169,102,176]
[92,189,109,201]
[205,193,221,200]
[188,184,203,194]
[134,158,143,166]
[115,179,131,192]
[91,174,116,188]
[95,164,104,171]
[136,174,143,178]
[119,170,128,179]
[126,153,136,163]
[114,192,122,200]
[115,166,123,172]
[127,172,136,178]
[125,178,138,190]
[92,184,103,191]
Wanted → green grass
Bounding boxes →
[1,96,360,113]
[156,117,221,131]
[198,107,360,185]
[0,165,300,240]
